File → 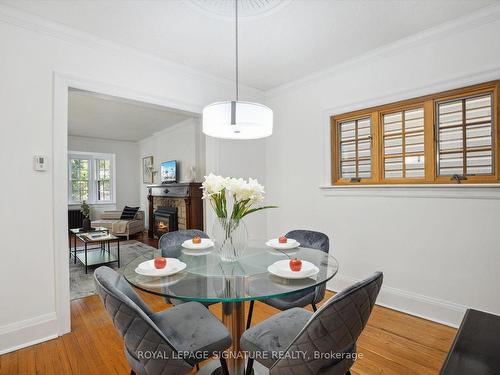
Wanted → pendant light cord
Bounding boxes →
[235,0,239,101]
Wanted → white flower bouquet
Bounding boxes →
[202,173,277,261]
[202,173,277,220]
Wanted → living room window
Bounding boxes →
[68,152,115,204]
[95,159,112,201]
[70,158,90,202]
[330,80,499,185]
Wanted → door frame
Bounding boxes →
[53,71,203,335]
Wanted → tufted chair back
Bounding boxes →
[286,229,330,304]
[94,266,192,375]
[285,230,329,253]
[158,229,211,306]
[270,272,383,375]
[159,229,209,257]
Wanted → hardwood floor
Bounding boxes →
[0,233,457,375]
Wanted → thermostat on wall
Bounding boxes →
[33,155,48,171]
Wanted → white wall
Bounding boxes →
[68,136,140,212]
[138,118,203,228]
[137,118,269,238]
[3,1,499,357]
[0,4,264,354]
[265,9,500,327]
[206,137,268,240]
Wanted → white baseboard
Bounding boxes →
[0,276,466,355]
[0,312,58,355]
[327,274,466,328]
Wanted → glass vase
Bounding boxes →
[212,218,248,262]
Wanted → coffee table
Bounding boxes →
[75,232,121,274]
[69,227,109,263]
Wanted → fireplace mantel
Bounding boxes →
[147,182,203,238]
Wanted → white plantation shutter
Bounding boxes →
[339,117,372,179]
[383,108,425,179]
[437,93,493,176]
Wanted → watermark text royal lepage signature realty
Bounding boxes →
[136,350,364,362]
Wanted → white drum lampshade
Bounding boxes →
[203,101,273,140]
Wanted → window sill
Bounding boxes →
[319,184,500,199]
[68,202,116,206]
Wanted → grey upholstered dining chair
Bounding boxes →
[94,266,232,375]
[246,229,330,328]
[241,272,383,375]
[158,229,216,307]
[159,229,209,254]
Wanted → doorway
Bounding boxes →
[53,73,205,335]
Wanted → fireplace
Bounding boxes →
[147,183,203,238]
[153,206,178,238]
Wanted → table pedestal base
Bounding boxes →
[197,359,266,375]
[222,301,246,374]
[198,300,267,375]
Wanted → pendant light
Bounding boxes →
[202,0,273,140]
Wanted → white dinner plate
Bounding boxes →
[135,258,186,277]
[267,259,319,279]
[268,248,298,256]
[182,248,213,256]
[265,238,300,250]
[182,238,215,250]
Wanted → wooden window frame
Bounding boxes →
[335,115,377,183]
[331,80,500,185]
[379,103,427,184]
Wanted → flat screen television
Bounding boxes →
[160,160,177,183]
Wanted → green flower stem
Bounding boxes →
[208,189,278,221]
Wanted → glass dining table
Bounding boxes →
[123,242,339,375]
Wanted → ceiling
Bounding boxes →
[3,0,498,90]
[68,89,193,142]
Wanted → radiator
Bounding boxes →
[68,209,84,229]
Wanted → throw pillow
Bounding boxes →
[120,206,140,220]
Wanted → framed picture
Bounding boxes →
[142,156,154,184]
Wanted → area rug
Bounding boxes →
[69,240,157,300]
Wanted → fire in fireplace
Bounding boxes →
[153,206,178,238]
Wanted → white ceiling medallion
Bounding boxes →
[202,0,273,140]
[190,0,290,18]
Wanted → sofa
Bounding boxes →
[91,210,145,240]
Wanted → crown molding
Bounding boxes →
[0,3,263,97]
[322,66,500,117]
[266,3,500,98]
[138,117,198,144]
[69,88,196,117]
[1,2,499,100]
[68,134,139,144]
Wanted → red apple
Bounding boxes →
[289,258,302,272]
[154,256,167,269]
[192,235,202,244]
[278,236,288,244]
